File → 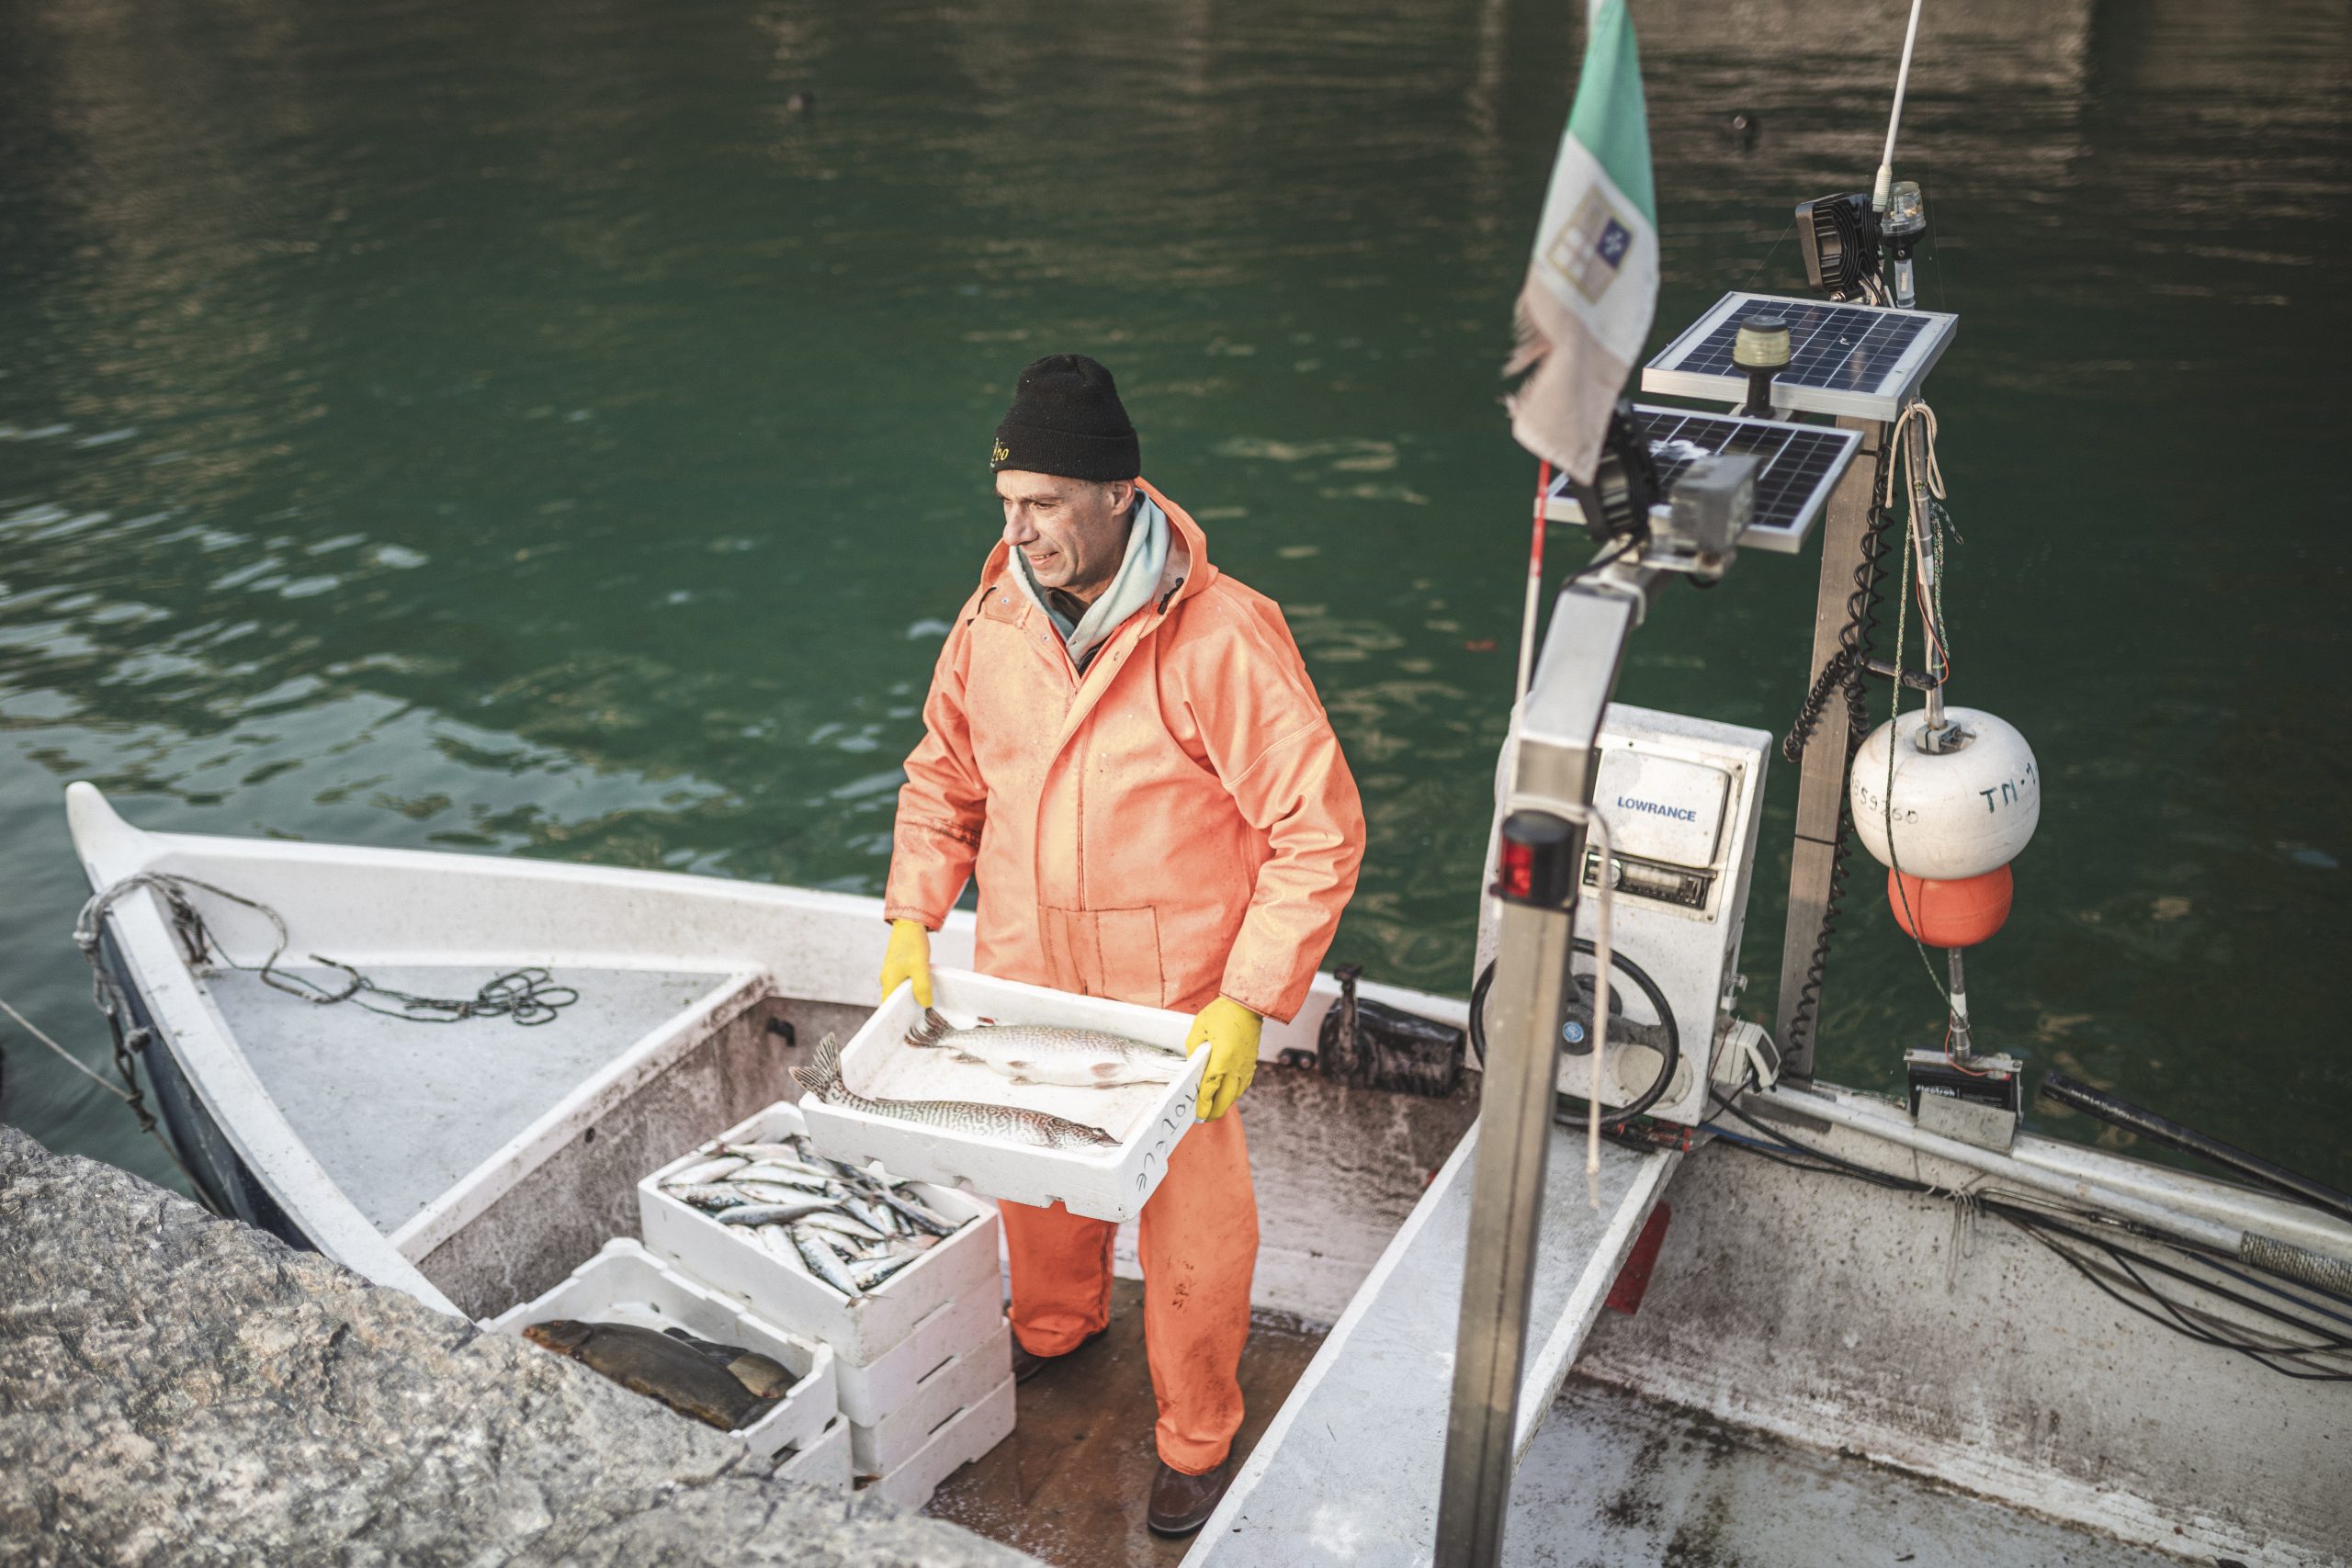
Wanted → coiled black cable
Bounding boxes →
[1777,433,1901,1066]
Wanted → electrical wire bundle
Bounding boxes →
[1703,1092,2352,1382]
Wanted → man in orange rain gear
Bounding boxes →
[878,353,1363,1535]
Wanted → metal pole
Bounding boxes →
[1944,948,1973,1059]
[1433,887,1577,1565]
[1774,415,1883,1080]
[1437,581,1641,1567]
[1902,407,1946,736]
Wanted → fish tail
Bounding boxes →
[791,1033,843,1101]
[903,1008,956,1049]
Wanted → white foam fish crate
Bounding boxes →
[776,1414,853,1491]
[835,1285,1003,1427]
[849,1319,1012,1477]
[802,967,1204,1224]
[638,1101,1002,1368]
[866,1371,1017,1511]
[484,1237,838,1466]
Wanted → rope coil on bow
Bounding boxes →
[75,872,580,1028]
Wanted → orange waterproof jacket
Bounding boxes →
[885,479,1363,1024]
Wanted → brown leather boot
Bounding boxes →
[1011,1326,1105,1384]
[1147,1456,1233,1537]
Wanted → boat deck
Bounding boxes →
[206,964,735,1234]
[928,1279,1326,1568]
[923,1292,2185,1568]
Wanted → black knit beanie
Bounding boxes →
[989,354,1140,481]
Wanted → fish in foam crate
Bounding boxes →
[637,1102,1006,1371]
[485,1237,840,1471]
[800,967,1205,1224]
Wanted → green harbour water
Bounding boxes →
[1,0,2345,1195]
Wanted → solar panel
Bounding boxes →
[1642,292,1956,421]
[1543,405,1863,553]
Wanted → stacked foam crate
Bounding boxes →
[487,1236,851,1487]
[639,1102,1013,1507]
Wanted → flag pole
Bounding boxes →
[1514,461,1553,698]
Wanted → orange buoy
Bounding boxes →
[1887,863,2012,948]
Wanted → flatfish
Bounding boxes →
[792,1033,1121,1150]
[662,1327,797,1399]
[522,1319,780,1430]
[904,1008,1186,1088]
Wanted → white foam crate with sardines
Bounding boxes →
[796,967,1206,1224]
[849,1318,1012,1477]
[485,1237,838,1467]
[638,1101,1002,1368]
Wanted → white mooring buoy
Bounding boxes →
[1849,705,2040,883]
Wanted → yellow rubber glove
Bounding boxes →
[879,919,933,1008]
[1187,997,1261,1122]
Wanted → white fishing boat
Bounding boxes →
[60,758,2351,1566]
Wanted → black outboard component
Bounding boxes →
[1316,963,1466,1098]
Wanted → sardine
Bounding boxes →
[730,1161,836,1190]
[522,1319,779,1430]
[848,1253,918,1290]
[720,1142,809,1163]
[718,1200,834,1227]
[789,1224,863,1296]
[754,1224,812,1271]
[904,1008,1185,1088]
[877,1189,959,1236]
[729,1179,829,1206]
[666,1183,752,1209]
[666,1155,750,1187]
[802,1210,888,1244]
[838,1194,893,1235]
[741,1154,838,1181]
[793,1034,1122,1151]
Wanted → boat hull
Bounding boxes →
[98,928,307,1249]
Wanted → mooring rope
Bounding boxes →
[0,987,215,1207]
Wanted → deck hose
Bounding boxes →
[2240,1232,2352,1301]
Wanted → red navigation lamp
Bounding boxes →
[1492,809,1577,908]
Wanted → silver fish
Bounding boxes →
[877,1190,959,1236]
[802,1210,888,1245]
[719,1200,834,1227]
[790,1224,863,1296]
[754,1224,810,1269]
[667,1183,752,1210]
[839,1194,894,1235]
[729,1179,830,1206]
[730,1161,835,1190]
[793,1034,1122,1151]
[849,1253,918,1290]
[903,1009,1185,1088]
[667,1155,750,1187]
[721,1143,810,1163]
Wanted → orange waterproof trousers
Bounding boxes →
[1000,1109,1258,1475]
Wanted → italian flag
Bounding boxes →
[1506,0,1658,482]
